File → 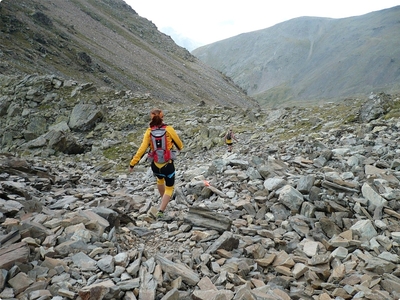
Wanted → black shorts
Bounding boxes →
[151,161,175,187]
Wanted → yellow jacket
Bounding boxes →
[130,125,183,167]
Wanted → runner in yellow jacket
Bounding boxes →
[129,109,183,219]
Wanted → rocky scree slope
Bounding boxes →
[2,75,400,299]
[0,0,256,108]
[0,74,259,159]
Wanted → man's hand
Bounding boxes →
[129,166,134,173]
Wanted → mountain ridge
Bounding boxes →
[0,0,257,108]
[192,6,400,107]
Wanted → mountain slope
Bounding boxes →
[0,0,257,108]
[192,6,400,107]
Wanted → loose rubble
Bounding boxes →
[1,75,400,299]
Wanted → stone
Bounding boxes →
[1,76,400,299]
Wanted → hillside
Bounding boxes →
[192,6,400,107]
[0,0,257,108]
[2,0,400,298]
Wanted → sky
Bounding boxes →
[126,1,400,50]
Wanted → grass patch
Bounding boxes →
[103,144,131,161]
[384,98,400,119]
[254,83,294,108]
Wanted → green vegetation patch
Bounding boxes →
[384,98,400,119]
[103,144,131,161]
[254,84,293,108]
